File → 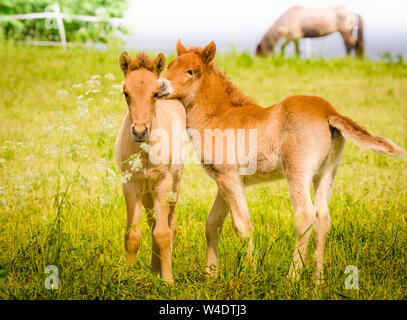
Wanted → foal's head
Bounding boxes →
[120,51,166,142]
[158,40,216,105]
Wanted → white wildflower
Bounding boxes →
[91,75,101,80]
[129,154,142,172]
[87,79,101,88]
[87,98,95,102]
[99,115,116,137]
[77,95,84,100]
[104,73,115,81]
[57,90,68,99]
[108,91,116,95]
[112,84,123,93]
[45,144,60,158]
[167,191,177,204]
[24,155,34,161]
[0,158,5,167]
[121,170,132,184]
[103,98,110,104]
[41,125,55,135]
[78,105,89,118]
[91,89,100,94]
[95,160,108,173]
[68,144,89,160]
[105,168,116,186]
[57,120,76,135]
[140,142,150,153]
[72,83,83,89]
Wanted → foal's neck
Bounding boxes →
[190,65,257,115]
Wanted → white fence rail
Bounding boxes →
[0,2,126,47]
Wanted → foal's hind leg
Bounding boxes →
[313,133,345,283]
[205,189,229,276]
[286,173,315,281]
[216,174,253,261]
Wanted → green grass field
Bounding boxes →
[0,45,406,299]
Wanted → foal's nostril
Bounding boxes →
[131,126,137,137]
[142,127,148,137]
[160,81,167,91]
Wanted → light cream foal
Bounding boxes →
[114,52,186,284]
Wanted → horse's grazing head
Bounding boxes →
[158,39,216,105]
[119,51,165,142]
[256,40,274,57]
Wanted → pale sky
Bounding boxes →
[122,0,407,57]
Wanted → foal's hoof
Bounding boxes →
[162,278,175,286]
[126,253,137,266]
[313,271,324,286]
[204,265,219,279]
[288,267,301,282]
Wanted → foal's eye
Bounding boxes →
[153,92,159,99]
[186,70,194,76]
[124,92,129,99]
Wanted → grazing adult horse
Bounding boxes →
[158,40,403,282]
[256,6,364,57]
[114,52,186,284]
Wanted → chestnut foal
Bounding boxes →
[115,52,186,283]
[158,40,404,282]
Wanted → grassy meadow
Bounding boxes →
[0,44,406,299]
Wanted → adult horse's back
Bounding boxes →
[256,6,364,57]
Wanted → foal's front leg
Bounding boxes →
[123,182,143,264]
[152,180,174,284]
[142,194,160,276]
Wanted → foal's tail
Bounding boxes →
[355,14,364,57]
[328,114,404,158]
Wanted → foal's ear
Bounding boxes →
[176,39,187,56]
[119,51,132,75]
[154,53,166,76]
[202,41,216,64]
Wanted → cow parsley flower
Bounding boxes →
[121,170,132,184]
[99,115,116,137]
[129,154,142,172]
[57,90,68,99]
[45,144,59,158]
[167,191,177,204]
[104,73,115,81]
[140,142,150,153]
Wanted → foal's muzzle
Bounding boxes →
[157,78,172,98]
[131,126,149,142]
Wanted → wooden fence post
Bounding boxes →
[53,2,66,47]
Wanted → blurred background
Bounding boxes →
[1,0,406,58]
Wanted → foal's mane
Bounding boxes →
[130,52,156,73]
[186,47,258,107]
